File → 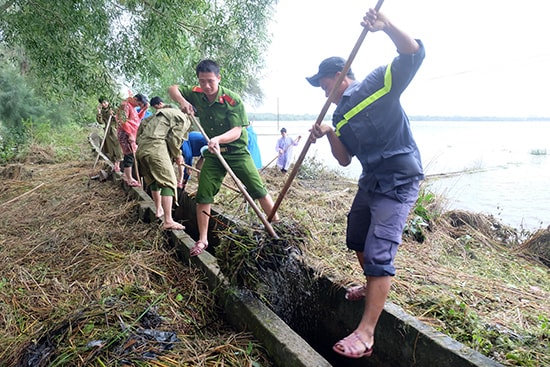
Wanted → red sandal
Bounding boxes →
[345,284,367,301]
[190,240,208,257]
[333,331,373,358]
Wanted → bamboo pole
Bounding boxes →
[93,114,112,170]
[267,0,384,222]
[191,117,278,238]
[0,183,45,208]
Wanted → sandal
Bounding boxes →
[123,178,141,187]
[163,222,185,231]
[333,331,373,359]
[345,284,367,301]
[190,240,208,257]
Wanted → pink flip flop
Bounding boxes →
[333,331,373,358]
[345,284,367,301]
[190,240,208,257]
[163,222,185,231]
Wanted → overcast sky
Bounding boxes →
[246,0,550,118]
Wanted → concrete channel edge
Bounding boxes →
[121,179,503,367]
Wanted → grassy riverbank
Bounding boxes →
[209,159,550,367]
[0,124,548,366]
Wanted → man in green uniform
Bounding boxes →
[168,59,279,256]
[96,97,122,172]
[136,108,192,230]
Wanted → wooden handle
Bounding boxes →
[191,117,278,238]
[268,0,384,222]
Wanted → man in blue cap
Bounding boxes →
[307,8,425,359]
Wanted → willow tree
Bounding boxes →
[0,0,276,106]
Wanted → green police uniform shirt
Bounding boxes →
[178,85,268,203]
[179,85,248,153]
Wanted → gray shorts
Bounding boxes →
[346,181,420,277]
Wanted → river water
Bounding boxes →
[250,119,550,231]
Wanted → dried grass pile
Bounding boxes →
[214,220,316,324]
[2,151,549,366]
[0,161,272,367]
[391,210,549,363]
[519,229,550,267]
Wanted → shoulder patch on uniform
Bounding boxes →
[192,86,204,93]
[221,94,236,106]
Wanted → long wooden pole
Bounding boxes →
[191,117,278,238]
[178,162,240,193]
[0,183,44,208]
[93,114,112,169]
[268,0,384,222]
[132,148,141,186]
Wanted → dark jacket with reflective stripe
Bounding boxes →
[333,40,425,193]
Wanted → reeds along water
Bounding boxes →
[251,119,550,231]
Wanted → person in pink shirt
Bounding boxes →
[116,93,149,186]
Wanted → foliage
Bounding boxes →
[419,296,547,367]
[0,60,78,163]
[297,155,345,181]
[0,118,90,164]
[0,0,276,109]
[0,64,44,131]
[404,186,437,243]
[0,126,27,163]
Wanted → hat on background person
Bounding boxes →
[306,56,355,87]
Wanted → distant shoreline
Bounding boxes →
[248,113,550,122]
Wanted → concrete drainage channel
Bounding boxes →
[121,180,503,367]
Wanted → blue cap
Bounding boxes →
[306,57,354,87]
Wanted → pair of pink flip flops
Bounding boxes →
[334,285,373,358]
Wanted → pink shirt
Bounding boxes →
[117,99,148,138]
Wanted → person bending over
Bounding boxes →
[115,93,149,187]
[136,108,192,230]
